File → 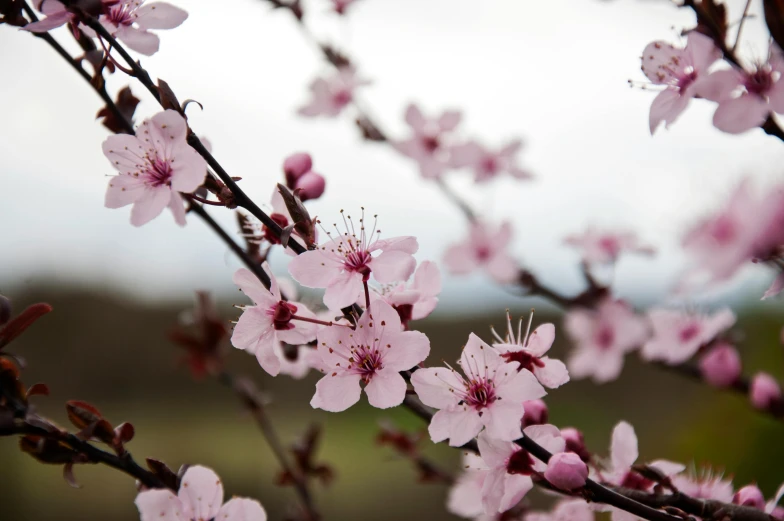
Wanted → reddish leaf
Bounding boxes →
[0,303,53,349]
[26,382,50,398]
[20,436,81,465]
[146,458,180,490]
[96,86,139,134]
[157,79,182,113]
[65,400,104,430]
[277,183,316,246]
[114,422,135,445]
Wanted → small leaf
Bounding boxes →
[0,303,53,349]
[114,422,135,445]
[65,400,104,430]
[26,382,50,398]
[276,184,316,247]
[96,86,139,134]
[63,462,81,489]
[157,79,182,113]
[146,458,180,490]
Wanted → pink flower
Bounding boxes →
[298,67,368,118]
[447,452,488,519]
[734,485,766,510]
[564,299,649,383]
[329,0,359,15]
[411,333,546,447]
[490,312,569,389]
[288,212,418,309]
[545,452,588,491]
[444,220,518,284]
[477,425,564,513]
[526,499,595,521]
[135,465,266,521]
[641,307,736,365]
[231,265,319,377]
[699,343,742,387]
[603,421,685,490]
[672,471,734,502]
[640,32,721,133]
[393,104,462,179]
[521,399,548,428]
[702,46,784,134]
[310,300,430,412]
[450,139,532,183]
[564,228,655,264]
[282,152,325,201]
[103,110,206,227]
[749,372,782,410]
[371,260,441,328]
[22,1,75,33]
[762,272,784,300]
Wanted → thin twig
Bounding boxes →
[733,0,754,53]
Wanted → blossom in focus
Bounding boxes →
[490,311,569,389]
[288,211,418,309]
[411,333,546,446]
[22,0,74,33]
[564,299,649,383]
[749,372,782,410]
[393,104,462,179]
[564,228,655,264]
[641,307,736,365]
[526,499,595,521]
[545,452,588,491]
[104,110,206,226]
[298,67,369,118]
[371,260,441,328]
[311,300,430,412]
[135,465,266,521]
[698,343,742,387]
[449,139,532,183]
[640,32,721,133]
[477,425,565,513]
[447,452,488,519]
[231,265,319,377]
[444,220,518,284]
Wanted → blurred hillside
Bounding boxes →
[0,287,782,521]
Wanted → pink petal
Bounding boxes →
[480,467,507,514]
[404,104,425,131]
[686,32,721,70]
[276,303,319,345]
[323,271,363,310]
[526,323,555,356]
[590,351,625,383]
[534,357,570,388]
[443,242,479,274]
[116,27,160,56]
[762,273,784,300]
[648,459,686,477]
[449,141,485,168]
[103,134,152,175]
[130,186,171,226]
[496,365,546,402]
[168,191,187,226]
[372,235,419,254]
[411,297,438,321]
[649,88,690,134]
[419,156,447,178]
[438,110,462,131]
[134,2,188,30]
[699,69,742,102]
[429,407,482,446]
[178,466,224,521]
[216,498,267,521]
[768,80,784,114]
[170,145,207,193]
[447,468,486,518]
[288,250,343,287]
[105,174,145,209]
[412,260,442,297]
[232,268,276,307]
[370,250,416,283]
[480,400,524,441]
[311,373,362,412]
[713,95,770,134]
[460,333,504,377]
[610,421,638,471]
[382,330,430,371]
[410,367,464,409]
[365,369,407,408]
[22,10,73,32]
[477,433,516,469]
[641,40,683,84]
[135,489,184,521]
[500,473,534,512]
[487,252,518,283]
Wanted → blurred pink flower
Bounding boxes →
[104,110,206,227]
[526,499,595,521]
[298,67,368,118]
[444,220,518,284]
[311,300,429,411]
[641,32,721,133]
[698,343,742,387]
[135,465,266,521]
[641,307,736,365]
[450,139,532,183]
[447,452,488,519]
[545,452,588,491]
[749,372,782,410]
[282,152,325,201]
[371,260,441,327]
[672,471,734,502]
[734,485,766,510]
[521,399,549,428]
[564,299,649,383]
[22,0,74,33]
[411,333,546,446]
[393,104,462,179]
[564,228,655,264]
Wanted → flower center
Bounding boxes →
[143,157,173,187]
[506,448,536,475]
[595,324,615,350]
[598,236,621,258]
[711,215,737,244]
[332,89,352,108]
[349,345,382,383]
[268,301,298,331]
[422,135,440,153]
[745,68,775,96]
[501,350,545,372]
[393,303,414,328]
[263,213,290,245]
[476,245,492,261]
[463,379,496,410]
[345,250,372,280]
[105,2,136,27]
[679,322,701,343]
[481,156,499,175]
[677,68,698,92]
[620,470,654,491]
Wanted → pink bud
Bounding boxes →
[699,343,741,387]
[521,399,548,428]
[283,152,313,187]
[561,427,591,463]
[294,171,326,201]
[749,372,782,410]
[772,506,784,520]
[733,484,765,510]
[544,452,588,491]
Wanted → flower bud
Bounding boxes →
[733,484,765,510]
[561,427,591,463]
[294,171,326,201]
[521,399,548,428]
[699,343,741,387]
[283,152,313,187]
[544,452,588,491]
[749,372,782,410]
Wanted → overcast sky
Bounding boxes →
[1,0,782,312]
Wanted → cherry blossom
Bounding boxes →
[450,139,532,183]
[135,465,266,521]
[749,372,782,410]
[22,1,74,33]
[477,425,564,513]
[545,452,588,491]
[444,220,518,284]
[393,104,462,179]
[329,0,359,15]
[447,452,488,520]
[698,343,742,387]
[103,110,206,227]
[231,265,319,377]
[641,307,735,365]
[564,299,649,383]
[640,32,721,133]
[298,67,368,118]
[282,152,325,202]
[288,211,418,310]
[490,311,569,389]
[672,471,734,502]
[526,499,595,521]
[564,228,655,264]
[411,333,546,446]
[734,485,766,509]
[521,399,548,427]
[310,300,430,412]
[371,260,442,328]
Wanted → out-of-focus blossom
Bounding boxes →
[444,220,518,284]
[329,0,359,15]
[672,471,734,502]
[521,399,548,428]
[545,452,588,491]
[447,452,487,519]
[641,308,735,365]
[561,427,591,463]
[311,300,430,412]
[749,372,782,410]
[135,465,266,521]
[564,228,655,264]
[393,104,462,179]
[699,343,742,387]
[734,485,766,510]
[104,110,206,227]
[526,499,595,521]
[168,291,228,379]
[298,67,368,118]
[640,32,721,133]
[282,152,325,202]
[371,260,441,328]
[411,333,546,446]
[288,212,418,309]
[490,312,569,389]
[564,299,649,383]
[450,139,532,183]
[22,0,74,33]
[231,265,319,377]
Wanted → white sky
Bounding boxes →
[1,0,783,312]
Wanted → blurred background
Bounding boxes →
[1,0,783,519]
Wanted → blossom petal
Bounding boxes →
[116,27,160,56]
[649,88,689,134]
[372,236,419,254]
[106,174,145,209]
[762,273,784,300]
[410,367,463,409]
[480,400,524,441]
[610,421,638,471]
[216,497,267,521]
[311,373,362,412]
[178,466,224,521]
[480,467,506,514]
[412,260,441,297]
[525,323,555,356]
[429,407,482,446]
[404,104,426,131]
[500,473,534,512]
[22,10,73,33]
[288,250,342,287]
[382,331,430,371]
[130,186,171,226]
[136,489,184,521]
[496,366,546,402]
[168,191,187,226]
[713,95,770,134]
[323,271,363,310]
[170,145,207,193]
[534,357,570,388]
[365,370,407,409]
[370,250,416,283]
[233,268,276,308]
[135,2,188,30]
[103,134,152,176]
